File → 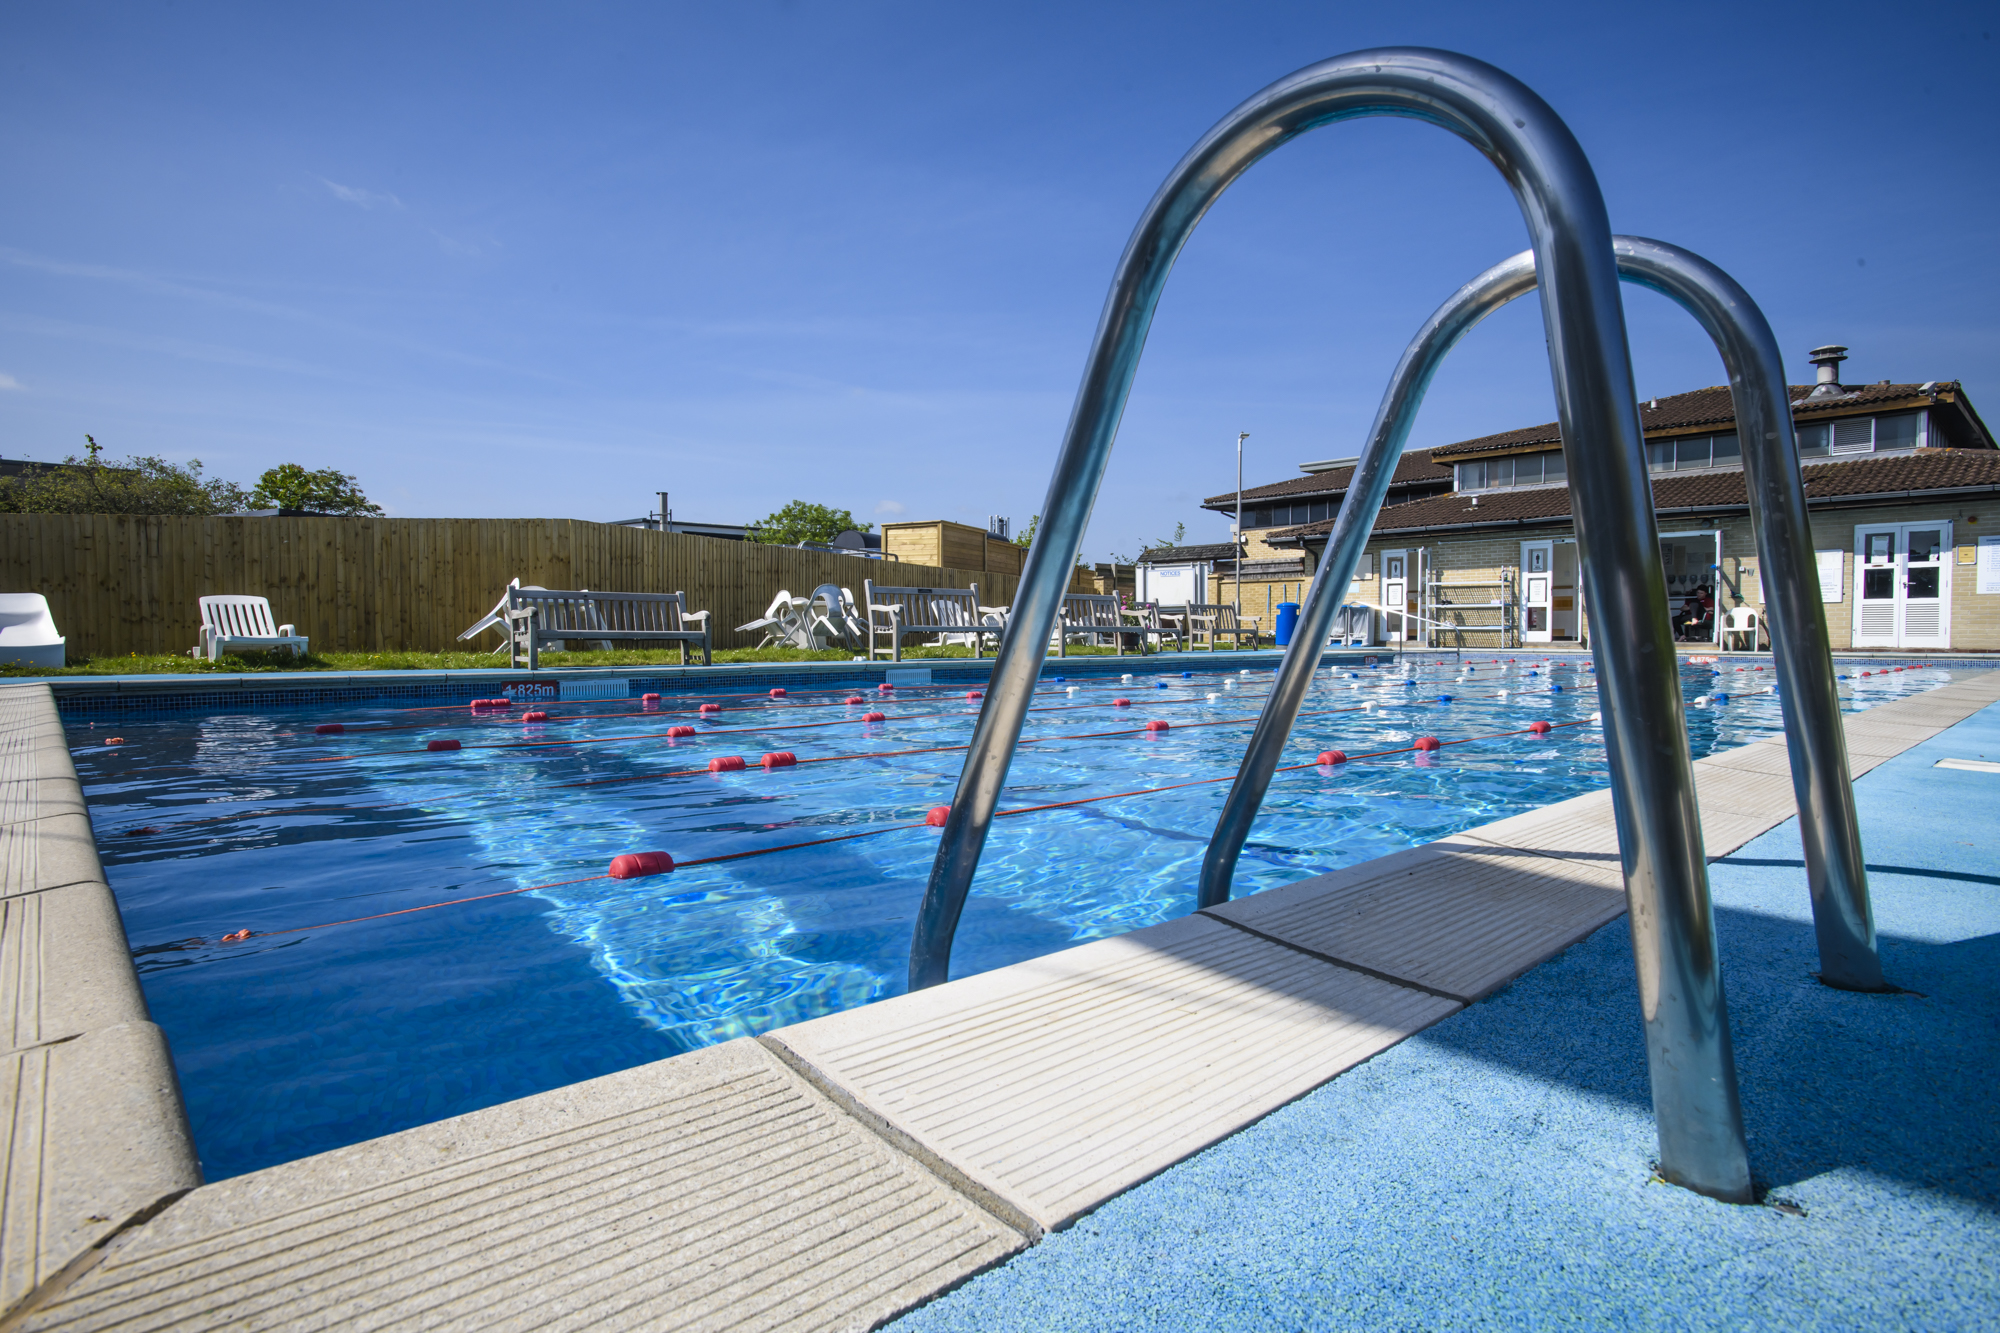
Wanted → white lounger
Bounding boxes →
[194,596,309,661]
[0,594,65,668]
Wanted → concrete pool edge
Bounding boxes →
[19,670,2000,1329]
[0,685,202,1321]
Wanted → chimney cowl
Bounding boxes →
[1805,345,1849,399]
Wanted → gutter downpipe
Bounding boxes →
[908,49,1752,1201]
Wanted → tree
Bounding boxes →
[1013,514,1039,547]
[748,501,869,546]
[250,464,384,516]
[0,436,249,515]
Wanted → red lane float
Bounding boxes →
[608,851,675,879]
[522,711,549,723]
[1413,736,1442,752]
[925,806,951,827]
[1528,720,1553,734]
[770,688,787,697]
[967,690,984,700]
[1112,698,1132,707]
[1316,750,1347,765]
[666,726,696,738]
[862,711,887,722]
[878,683,895,693]
[427,738,461,752]
[845,696,865,705]
[760,751,797,768]
[708,756,746,772]
[642,693,661,702]
[1145,719,1171,732]
[315,723,345,735]
[220,928,253,943]
[105,737,125,746]
[700,703,722,713]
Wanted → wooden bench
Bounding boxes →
[1057,594,1135,656]
[505,588,711,669]
[863,581,1002,661]
[1183,603,1261,651]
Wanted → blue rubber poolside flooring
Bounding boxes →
[892,700,2000,1332]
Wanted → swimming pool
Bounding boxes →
[73,656,1958,1180]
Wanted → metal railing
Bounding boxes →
[911,49,1776,1202]
[1197,236,1880,994]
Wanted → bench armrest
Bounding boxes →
[868,604,903,618]
[277,624,297,637]
[681,610,710,623]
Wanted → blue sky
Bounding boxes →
[2,1,1994,559]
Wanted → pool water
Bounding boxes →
[72,656,1958,1179]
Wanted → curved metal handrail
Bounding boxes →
[910,49,1750,1200]
[1195,236,1882,993]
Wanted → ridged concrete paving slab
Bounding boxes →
[1205,838,1625,1002]
[2,1022,197,1318]
[766,914,1459,1233]
[0,686,200,1321]
[0,881,152,1051]
[23,1038,1024,1333]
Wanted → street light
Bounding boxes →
[1234,432,1249,616]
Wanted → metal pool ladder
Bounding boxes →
[907,48,1882,1205]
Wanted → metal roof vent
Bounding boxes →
[1805,345,1849,400]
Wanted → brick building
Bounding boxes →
[1196,348,2000,653]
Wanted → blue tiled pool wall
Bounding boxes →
[44,650,1989,721]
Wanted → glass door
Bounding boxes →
[1520,541,1553,643]
[1382,550,1407,643]
[1901,525,1951,648]
[1853,523,1952,649]
[1854,527,1898,647]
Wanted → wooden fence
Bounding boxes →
[0,515,1027,660]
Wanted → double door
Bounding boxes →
[1854,521,1951,649]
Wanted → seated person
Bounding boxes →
[1676,592,1708,641]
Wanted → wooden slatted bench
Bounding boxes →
[1183,602,1261,650]
[863,581,1002,661]
[505,588,711,669]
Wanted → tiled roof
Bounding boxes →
[1266,447,2000,540]
[1427,383,1962,460]
[1137,542,1238,564]
[1200,450,1453,508]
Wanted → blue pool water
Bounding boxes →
[72,656,1957,1180]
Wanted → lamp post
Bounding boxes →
[1234,431,1248,616]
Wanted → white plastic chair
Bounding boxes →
[194,596,309,661]
[1721,605,1761,652]
[736,590,819,649]
[0,594,65,668]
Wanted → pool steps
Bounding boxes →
[10,670,2000,1329]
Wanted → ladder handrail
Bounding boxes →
[1196,236,1881,995]
[910,49,1751,1202]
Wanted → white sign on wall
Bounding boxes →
[1815,549,1845,603]
[1979,535,2000,595]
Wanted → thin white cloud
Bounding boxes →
[320,178,403,210]
[0,373,21,391]
[874,499,905,515]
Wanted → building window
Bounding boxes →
[1796,410,1923,459]
[1455,451,1567,492]
[1646,432,1741,473]
[1245,499,1338,529]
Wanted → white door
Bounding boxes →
[1853,522,1952,649]
[1382,550,1408,643]
[1521,541,1553,644]
[1901,523,1951,648]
